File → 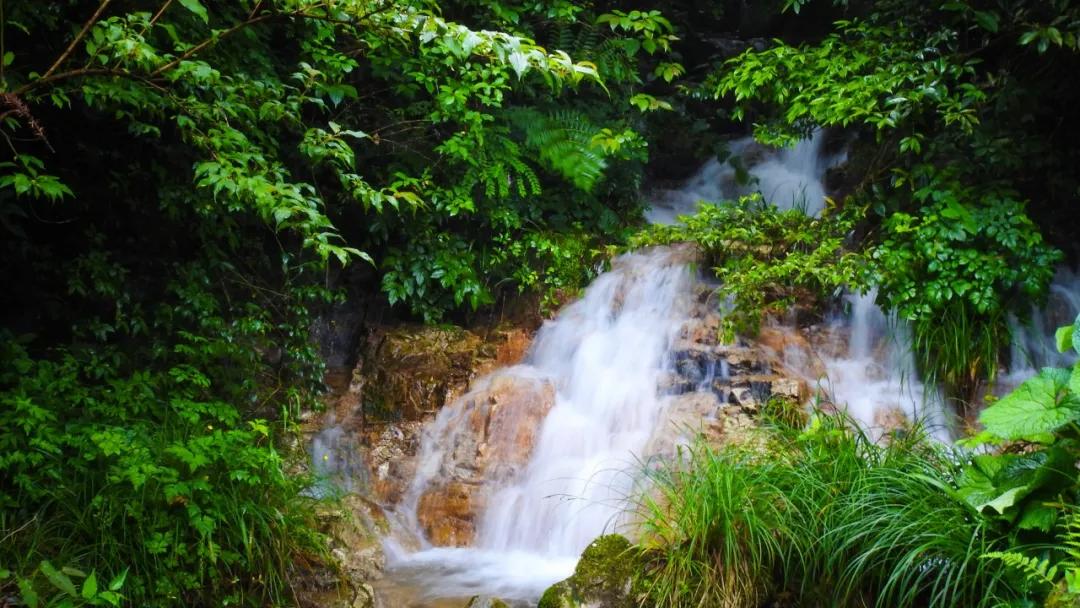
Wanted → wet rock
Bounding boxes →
[729,386,759,410]
[294,495,389,608]
[646,391,724,456]
[771,376,805,402]
[324,495,389,581]
[365,421,424,504]
[415,374,556,546]
[350,583,378,608]
[417,481,485,547]
[657,371,695,395]
[718,345,768,375]
[464,596,511,608]
[538,535,638,608]
[873,406,912,437]
[358,324,533,422]
[680,312,722,346]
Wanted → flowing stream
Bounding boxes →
[321,131,1077,605]
[380,248,696,604]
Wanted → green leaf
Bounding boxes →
[18,577,39,608]
[1072,314,1080,355]
[39,561,78,597]
[179,0,209,23]
[973,11,999,33]
[81,572,98,600]
[1070,365,1080,397]
[2,51,13,67]
[1017,501,1058,532]
[979,367,1080,441]
[1057,324,1074,353]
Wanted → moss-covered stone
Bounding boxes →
[537,580,575,608]
[464,596,511,608]
[538,534,638,608]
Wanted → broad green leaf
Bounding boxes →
[955,454,1005,511]
[39,561,78,597]
[1017,501,1058,532]
[179,0,209,23]
[956,449,1068,516]
[1072,314,1080,354]
[973,11,999,33]
[508,51,529,78]
[979,367,1080,441]
[81,572,98,600]
[1057,324,1074,353]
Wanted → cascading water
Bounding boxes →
[381,248,696,604]
[813,291,950,441]
[649,130,947,437]
[646,130,845,223]
[1007,267,1080,379]
[370,130,963,605]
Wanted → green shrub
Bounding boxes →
[0,262,331,606]
[631,195,863,338]
[635,416,1021,607]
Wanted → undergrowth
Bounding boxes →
[634,415,1020,607]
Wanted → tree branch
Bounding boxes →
[149,0,176,27]
[42,0,114,80]
[14,68,167,96]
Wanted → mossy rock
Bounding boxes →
[538,535,638,608]
[464,596,511,608]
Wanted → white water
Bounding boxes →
[646,130,845,223]
[649,131,947,438]
[814,291,950,441]
[1008,268,1080,379]
[309,417,367,497]
[384,248,695,602]
[371,131,980,604]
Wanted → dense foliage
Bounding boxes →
[632,195,862,339]
[0,0,679,605]
[5,0,1080,606]
[637,416,1020,607]
[709,0,1079,401]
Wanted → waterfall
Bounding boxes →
[646,130,845,223]
[382,248,695,602]
[374,131,960,604]
[814,290,950,441]
[1007,267,1080,380]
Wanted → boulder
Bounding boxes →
[464,596,511,608]
[416,480,485,547]
[646,391,725,456]
[415,373,556,546]
[538,535,638,608]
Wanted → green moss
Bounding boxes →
[465,596,511,608]
[537,581,575,608]
[537,535,638,608]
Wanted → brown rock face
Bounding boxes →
[358,324,535,423]
[416,481,486,547]
[415,373,556,546]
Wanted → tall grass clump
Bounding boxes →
[634,414,1021,608]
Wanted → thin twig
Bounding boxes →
[148,0,176,27]
[42,0,114,80]
[14,68,167,96]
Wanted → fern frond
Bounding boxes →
[510,108,608,192]
[982,551,1058,586]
